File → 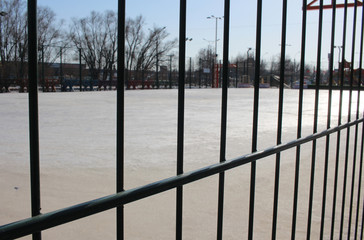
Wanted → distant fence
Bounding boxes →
[1,0,364,240]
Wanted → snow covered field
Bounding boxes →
[0,88,362,239]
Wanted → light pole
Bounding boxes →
[0,11,7,87]
[156,40,159,89]
[247,47,252,83]
[203,38,215,47]
[0,12,7,53]
[189,57,192,88]
[207,15,223,87]
[153,26,166,89]
[60,47,64,91]
[41,45,44,92]
[185,37,192,88]
[203,38,215,87]
[79,48,83,91]
[261,52,268,65]
[334,45,342,70]
[207,15,223,60]
[199,58,202,88]
[167,54,174,89]
[294,51,300,83]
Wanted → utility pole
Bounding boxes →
[247,47,252,83]
[167,54,174,89]
[199,58,202,88]
[207,15,223,88]
[189,57,192,89]
[154,26,166,89]
[0,11,8,88]
[79,48,82,92]
[185,38,192,89]
[41,45,44,92]
[334,45,342,70]
[236,61,239,88]
[156,40,159,89]
[60,47,63,91]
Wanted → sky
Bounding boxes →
[37,0,363,70]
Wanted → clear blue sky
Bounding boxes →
[37,0,363,70]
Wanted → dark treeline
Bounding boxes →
[0,0,319,91]
[0,0,177,85]
[0,0,63,80]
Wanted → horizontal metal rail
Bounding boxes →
[307,86,364,90]
[0,117,362,240]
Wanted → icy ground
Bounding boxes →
[0,89,357,169]
[0,88,362,239]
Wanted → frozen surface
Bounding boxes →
[0,88,362,239]
[0,89,359,169]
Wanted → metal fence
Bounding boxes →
[1,0,364,239]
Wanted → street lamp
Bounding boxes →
[203,38,214,46]
[207,15,223,88]
[0,11,7,87]
[167,54,174,89]
[293,51,300,83]
[207,15,223,59]
[0,11,8,58]
[334,45,342,70]
[261,52,268,65]
[186,38,192,88]
[203,38,216,59]
[154,26,166,89]
[247,47,252,83]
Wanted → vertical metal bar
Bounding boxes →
[319,1,336,239]
[176,0,186,239]
[248,0,262,239]
[331,3,348,239]
[361,195,364,240]
[356,122,364,240]
[339,1,351,238]
[219,60,222,87]
[216,1,230,239]
[353,109,363,240]
[116,0,125,239]
[271,1,287,239]
[346,2,359,239]
[291,1,307,239]
[354,5,364,239]
[306,1,323,239]
[28,0,41,239]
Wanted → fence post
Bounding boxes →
[28,0,42,239]
[117,0,126,239]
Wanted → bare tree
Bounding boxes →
[69,11,177,87]
[69,11,112,80]
[103,11,117,82]
[125,17,177,83]
[125,15,144,75]
[37,6,65,64]
[196,46,214,69]
[0,0,27,80]
[143,26,177,72]
[0,0,64,84]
